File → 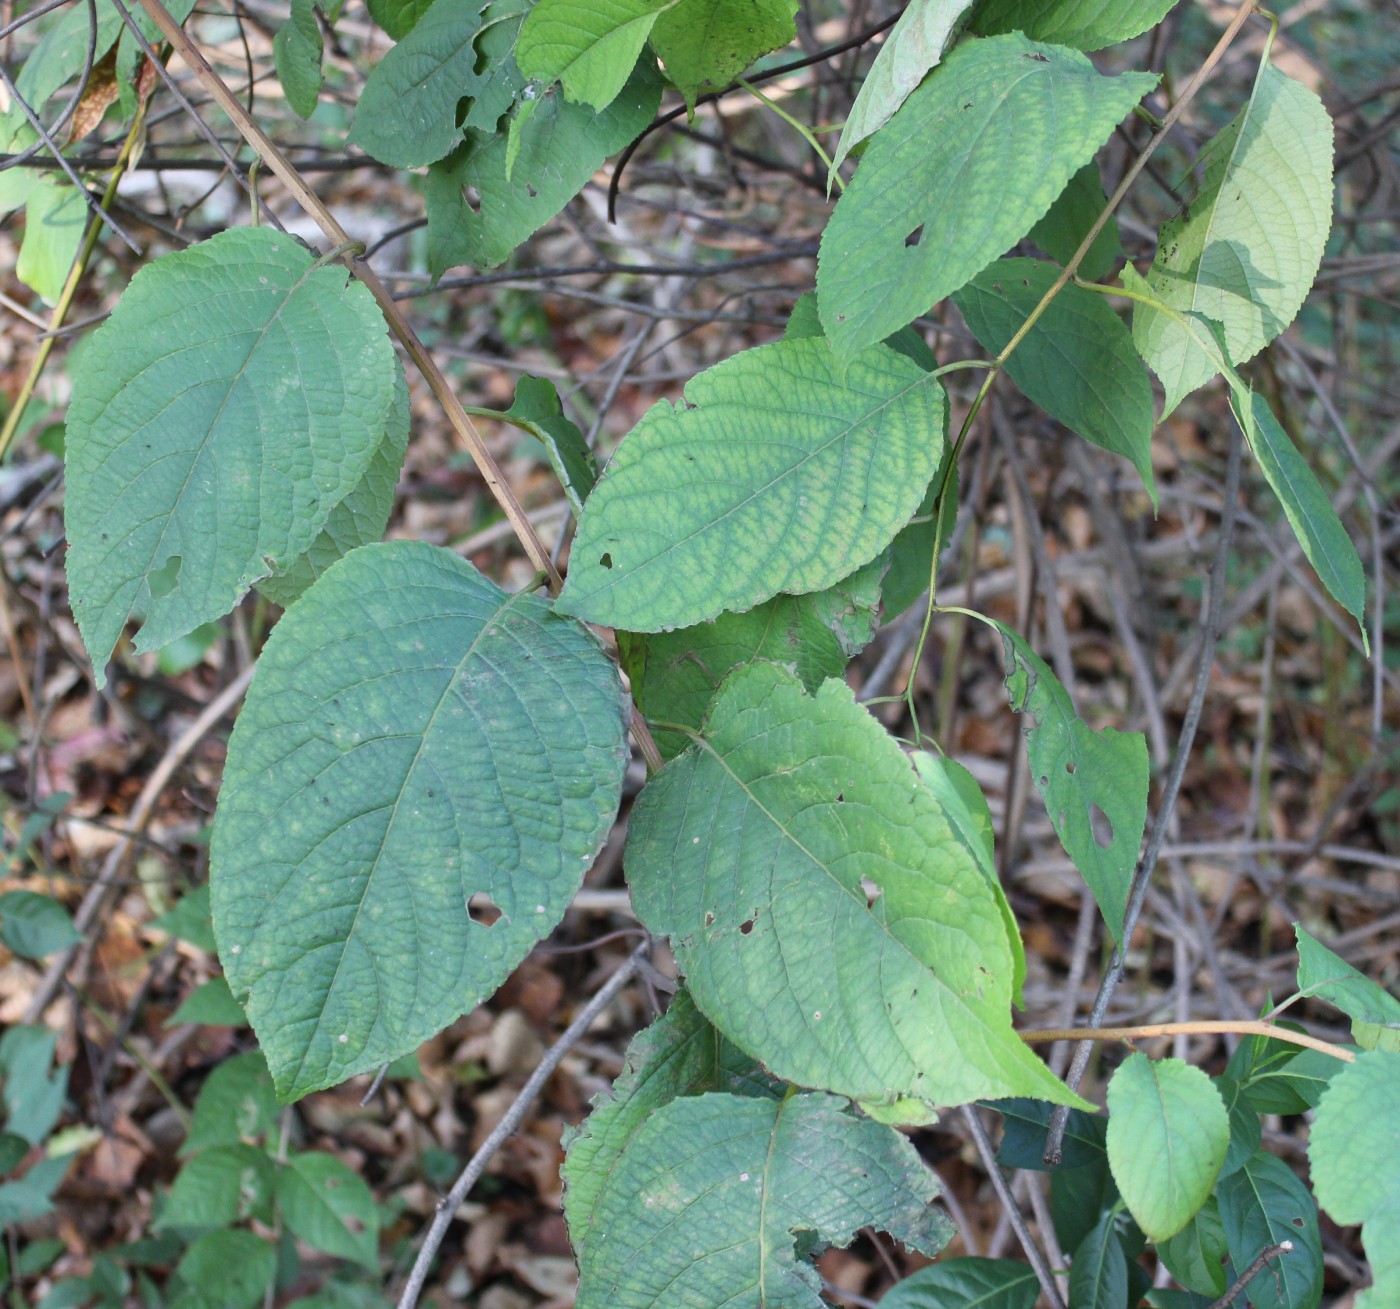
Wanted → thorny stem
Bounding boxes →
[1018,1020,1355,1064]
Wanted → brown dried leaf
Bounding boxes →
[67,50,121,145]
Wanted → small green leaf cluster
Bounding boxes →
[36,0,1391,1303]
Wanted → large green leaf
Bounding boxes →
[1028,161,1122,281]
[1294,923,1400,1051]
[557,337,945,632]
[574,1090,953,1309]
[426,64,660,274]
[650,0,797,107]
[1217,1151,1324,1309]
[276,1152,380,1269]
[176,1231,276,1309]
[991,621,1148,945]
[817,32,1155,363]
[65,228,398,684]
[516,0,672,109]
[625,663,1084,1115]
[211,541,629,1099]
[349,0,525,167]
[1068,1211,1128,1309]
[970,0,1177,50]
[1158,1197,1230,1298]
[184,1053,279,1155]
[1228,392,1365,632]
[621,558,883,759]
[1106,1054,1228,1241]
[952,257,1155,500]
[991,1097,1105,1171]
[563,989,780,1254]
[831,0,974,172]
[878,1258,1040,1309]
[367,0,436,38]
[1309,1051,1400,1309]
[158,1144,275,1231]
[257,365,410,610]
[1132,63,1333,416]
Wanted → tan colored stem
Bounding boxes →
[1019,1019,1355,1063]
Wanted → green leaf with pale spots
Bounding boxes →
[65,228,398,686]
[557,337,945,633]
[517,0,672,109]
[625,663,1086,1115]
[650,0,797,109]
[990,620,1147,945]
[574,1090,953,1309]
[257,365,410,610]
[969,0,1178,50]
[563,990,780,1256]
[1132,64,1333,416]
[817,33,1155,363]
[211,541,629,1099]
[620,557,883,759]
[1106,1054,1228,1241]
[953,258,1155,501]
[1309,1051,1400,1309]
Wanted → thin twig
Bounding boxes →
[1019,1020,1355,1064]
[1208,1241,1294,1309]
[960,1106,1067,1309]
[395,946,647,1309]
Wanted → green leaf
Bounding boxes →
[426,64,660,274]
[276,1152,379,1269]
[913,756,1025,1006]
[517,0,671,109]
[991,1097,1105,1171]
[1309,1050,1400,1309]
[1294,924,1400,1051]
[1106,1054,1227,1241]
[0,1026,68,1145]
[175,1231,276,1309]
[1132,64,1333,416]
[366,0,434,35]
[1217,1150,1324,1309]
[1158,1197,1229,1299]
[185,1053,279,1155]
[257,365,411,609]
[274,0,324,119]
[0,890,82,959]
[166,976,248,1028]
[990,621,1147,944]
[625,663,1085,1115]
[1229,1037,1341,1116]
[17,176,87,306]
[622,558,883,759]
[503,375,597,516]
[832,0,973,174]
[970,0,1177,50]
[1051,1148,1119,1253]
[1028,162,1122,281]
[1212,1074,1261,1178]
[574,1090,952,1309]
[150,885,216,953]
[563,989,780,1254]
[878,1257,1040,1308]
[158,1144,275,1230]
[0,1154,70,1224]
[558,337,945,632]
[650,0,796,108]
[212,541,629,1099]
[952,258,1156,502]
[880,455,957,621]
[350,0,525,168]
[1068,1210,1128,1309]
[65,228,399,685]
[817,32,1155,362]
[1228,394,1365,633]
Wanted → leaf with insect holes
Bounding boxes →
[557,337,945,633]
[211,541,629,1099]
[818,32,1155,362]
[990,621,1147,944]
[625,662,1086,1116]
[64,228,398,684]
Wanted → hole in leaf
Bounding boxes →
[1065,760,1077,774]
[461,186,481,215]
[739,918,755,936]
[835,791,845,803]
[704,911,715,926]
[1090,804,1114,848]
[525,183,538,198]
[599,552,613,570]
[904,224,924,248]
[467,892,503,927]
[149,554,182,600]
